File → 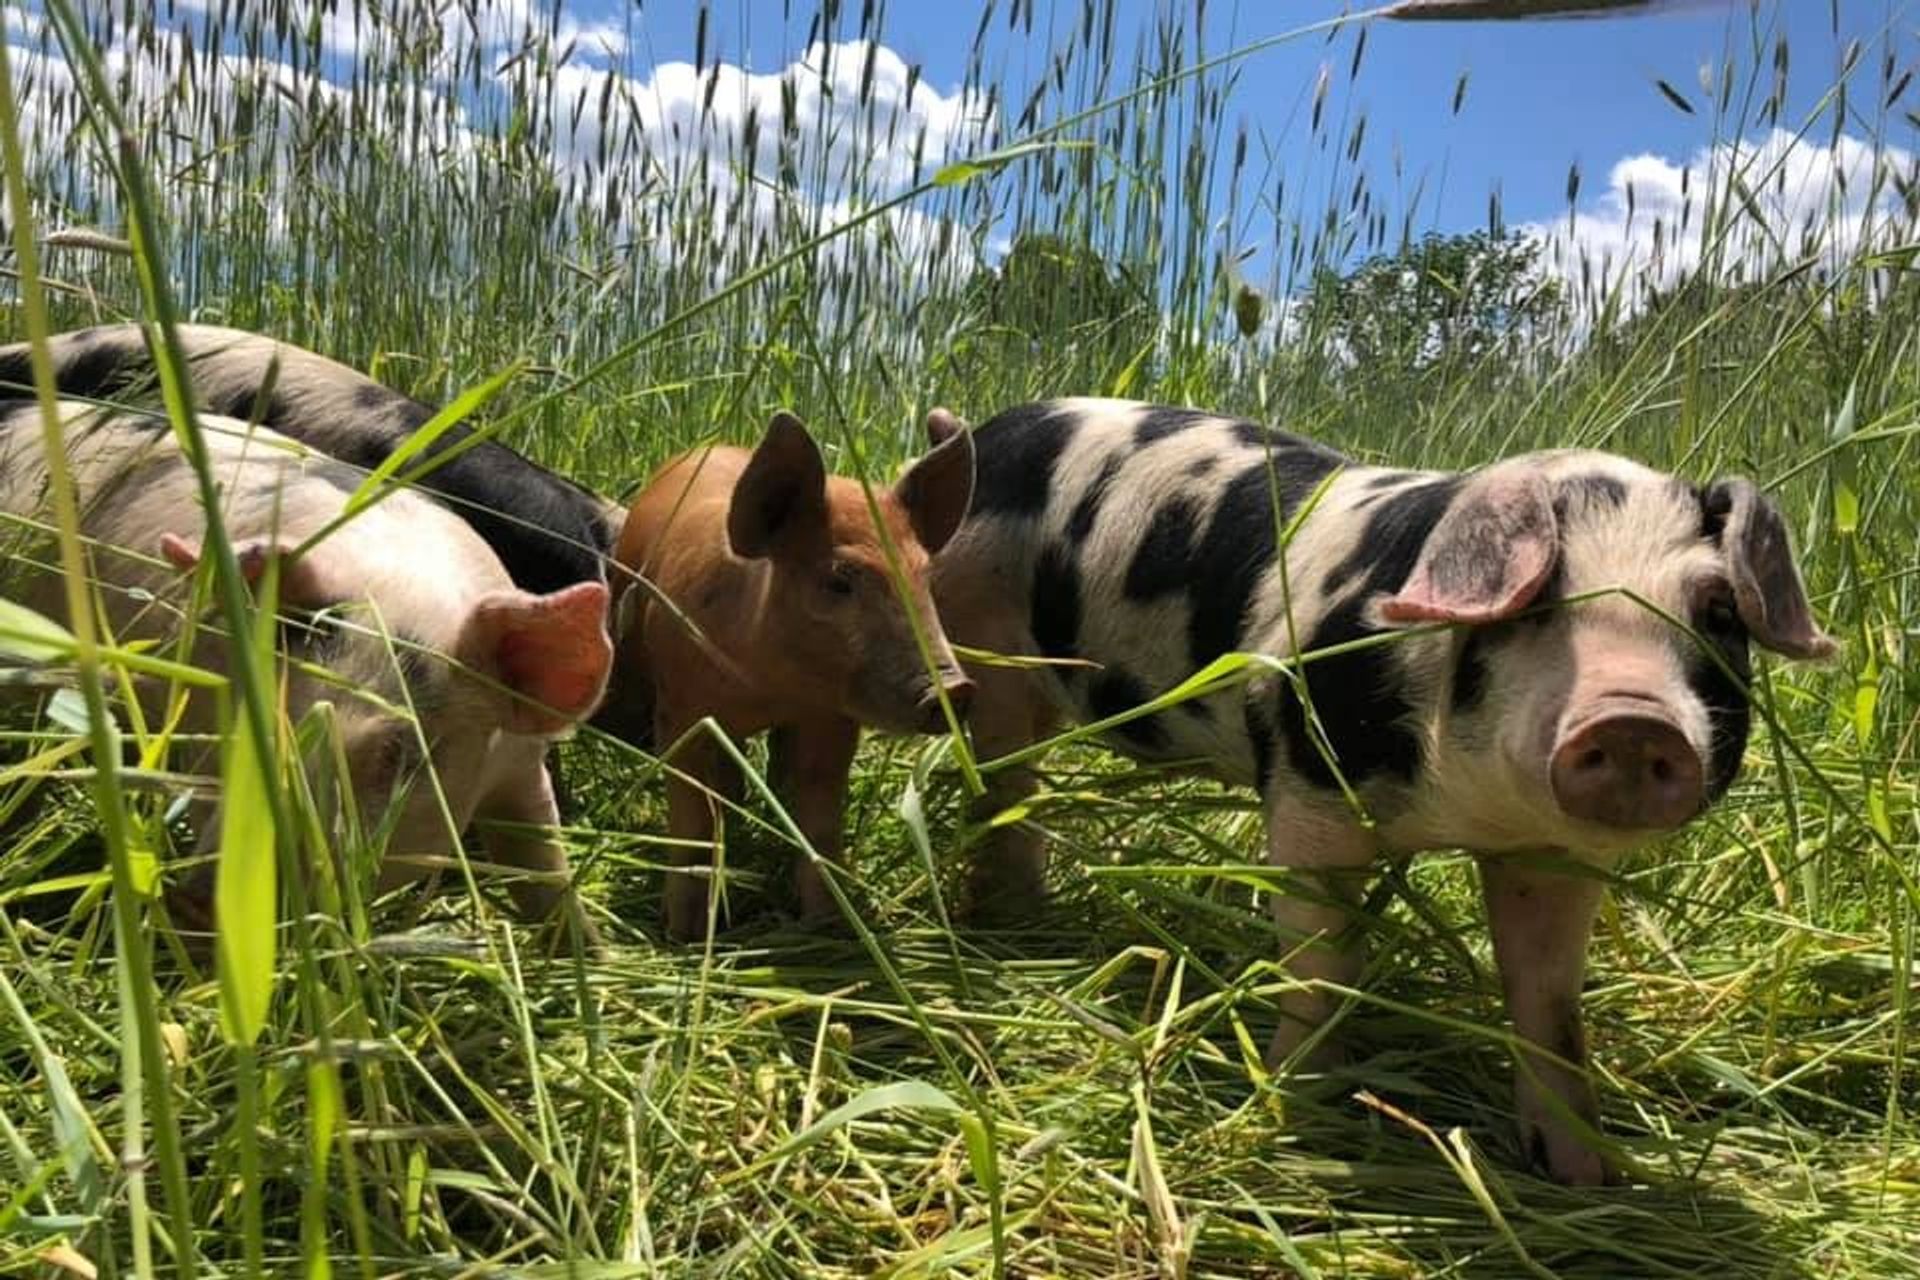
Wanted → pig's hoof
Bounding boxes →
[535,902,605,957]
[796,899,856,934]
[162,877,218,960]
[1265,1012,1351,1073]
[961,872,1050,927]
[662,873,715,942]
[1524,1123,1617,1187]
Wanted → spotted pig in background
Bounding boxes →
[0,324,622,595]
[934,397,1834,1185]
[0,402,611,930]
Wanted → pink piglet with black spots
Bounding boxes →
[933,398,1835,1185]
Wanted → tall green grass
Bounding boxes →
[2,0,1916,1276]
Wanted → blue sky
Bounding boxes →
[12,0,1914,311]
[584,0,1918,238]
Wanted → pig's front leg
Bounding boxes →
[471,756,571,919]
[659,711,743,942]
[1479,853,1612,1186]
[1264,796,1379,1068]
[768,717,860,925]
[472,756,602,950]
[960,664,1058,920]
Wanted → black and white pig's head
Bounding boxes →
[1373,452,1834,854]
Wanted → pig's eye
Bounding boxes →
[823,563,859,598]
[1700,590,1741,637]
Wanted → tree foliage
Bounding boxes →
[1299,229,1567,373]
[952,233,1155,395]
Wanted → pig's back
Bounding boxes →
[0,402,502,639]
[947,399,1388,780]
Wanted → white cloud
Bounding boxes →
[535,38,993,205]
[497,35,996,286]
[1526,127,1920,314]
[168,0,627,65]
[6,5,995,297]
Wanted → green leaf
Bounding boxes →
[932,160,988,187]
[403,1147,428,1243]
[933,139,1078,188]
[302,1060,340,1280]
[216,586,280,1046]
[744,1080,964,1174]
[958,1110,1000,1200]
[0,598,74,663]
[1831,381,1860,536]
[342,361,525,516]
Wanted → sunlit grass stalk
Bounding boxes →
[0,23,195,1280]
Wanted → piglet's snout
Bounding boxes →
[1551,700,1704,831]
[917,673,974,731]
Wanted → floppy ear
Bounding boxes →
[1377,465,1559,625]
[727,411,829,558]
[159,532,335,606]
[1702,478,1837,660]
[892,413,975,554]
[458,581,613,735]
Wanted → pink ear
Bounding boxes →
[462,581,612,735]
[1376,468,1559,625]
[159,532,333,604]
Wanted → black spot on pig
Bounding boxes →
[970,402,1081,518]
[1696,481,1734,546]
[1245,693,1276,791]
[1319,477,1463,599]
[1229,419,1329,454]
[1186,455,1344,673]
[1282,478,1462,788]
[203,384,302,435]
[0,350,28,398]
[1557,472,1627,513]
[1133,405,1219,448]
[1280,596,1422,788]
[246,382,612,594]
[1066,454,1123,544]
[1688,596,1753,800]
[326,381,435,435]
[0,330,147,403]
[1125,496,1201,599]
[1451,628,1491,713]
[1031,544,1082,674]
[1185,455,1217,479]
[1088,669,1168,751]
[7,331,616,593]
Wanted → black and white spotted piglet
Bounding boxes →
[933,397,1834,1185]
